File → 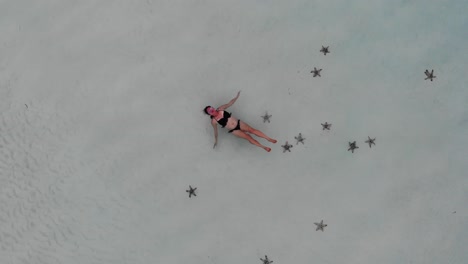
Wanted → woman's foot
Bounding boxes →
[268,138,277,143]
[265,147,271,152]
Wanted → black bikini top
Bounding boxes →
[212,111,231,127]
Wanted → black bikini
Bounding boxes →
[229,120,241,133]
[212,111,241,133]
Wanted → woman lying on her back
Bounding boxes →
[203,91,276,152]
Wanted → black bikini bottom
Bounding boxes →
[228,120,241,133]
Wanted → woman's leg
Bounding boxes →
[250,129,277,143]
[231,130,271,152]
[240,121,277,143]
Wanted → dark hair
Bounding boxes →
[203,106,211,115]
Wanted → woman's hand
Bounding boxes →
[236,90,241,98]
[213,141,217,149]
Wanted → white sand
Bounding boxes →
[0,0,467,263]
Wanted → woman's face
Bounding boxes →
[207,107,217,116]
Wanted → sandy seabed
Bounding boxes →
[0,0,467,263]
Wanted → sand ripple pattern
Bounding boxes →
[0,105,134,264]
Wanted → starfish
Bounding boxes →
[310,67,322,77]
[261,112,272,123]
[186,185,197,198]
[320,45,330,55]
[314,220,327,232]
[365,136,376,148]
[348,141,359,153]
[321,122,332,130]
[260,255,273,264]
[294,133,305,145]
[281,141,293,152]
[424,69,436,81]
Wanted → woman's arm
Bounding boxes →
[212,120,218,148]
[217,91,241,111]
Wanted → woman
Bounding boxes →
[204,91,277,152]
